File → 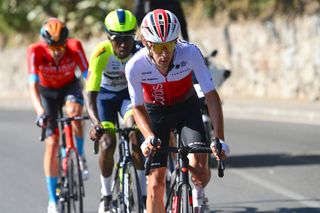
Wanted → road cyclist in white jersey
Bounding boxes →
[125,9,230,213]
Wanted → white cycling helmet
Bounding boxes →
[141,9,181,43]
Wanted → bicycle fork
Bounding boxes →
[170,153,194,213]
[119,139,133,213]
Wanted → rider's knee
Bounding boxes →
[148,180,165,197]
[192,168,211,187]
[45,135,59,153]
[100,134,116,152]
[148,168,166,195]
[65,101,83,117]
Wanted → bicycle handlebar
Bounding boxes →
[40,127,46,142]
[92,126,139,155]
[56,115,90,123]
[214,138,225,178]
[144,150,153,176]
[145,144,225,177]
[144,137,160,176]
[39,115,89,142]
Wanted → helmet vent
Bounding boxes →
[116,9,126,25]
[141,9,180,43]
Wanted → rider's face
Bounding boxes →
[109,35,134,59]
[48,44,66,61]
[148,40,176,73]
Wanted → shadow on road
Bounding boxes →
[210,153,320,169]
[209,206,320,213]
[208,198,320,212]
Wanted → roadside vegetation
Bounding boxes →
[0,0,319,48]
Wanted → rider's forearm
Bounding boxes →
[205,90,225,140]
[28,82,44,116]
[132,105,154,138]
[84,91,100,125]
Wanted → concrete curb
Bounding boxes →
[222,98,320,125]
[1,96,320,125]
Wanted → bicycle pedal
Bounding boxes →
[194,202,209,213]
[59,196,65,202]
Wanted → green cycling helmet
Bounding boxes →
[104,9,137,35]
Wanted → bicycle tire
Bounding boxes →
[165,169,177,211]
[57,146,67,213]
[166,154,175,199]
[111,163,122,213]
[66,150,84,213]
[123,162,144,213]
[179,184,192,213]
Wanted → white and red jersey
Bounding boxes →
[125,40,215,106]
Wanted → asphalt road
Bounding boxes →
[0,109,319,213]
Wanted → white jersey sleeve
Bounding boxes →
[125,49,146,106]
[190,44,216,94]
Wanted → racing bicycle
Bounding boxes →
[145,130,225,213]
[94,126,144,213]
[41,114,89,213]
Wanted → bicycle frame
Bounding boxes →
[56,115,89,213]
[145,130,223,213]
[117,128,134,208]
[118,128,133,166]
[165,132,195,212]
[94,127,144,213]
[62,119,78,167]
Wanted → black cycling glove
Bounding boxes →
[36,113,49,128]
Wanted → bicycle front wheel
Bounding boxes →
[179,184,192,213]
[123,162,144,213]
[66,150,84,213]
[111,164,122,213]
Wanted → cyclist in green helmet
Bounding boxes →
[84,9,146,213]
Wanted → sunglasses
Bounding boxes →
[48,44,66,52]
[109,35,134,44]
[149,41,177,54]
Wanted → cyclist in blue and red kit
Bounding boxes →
[27,17,89,213]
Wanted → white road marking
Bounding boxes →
[231,169,320,208]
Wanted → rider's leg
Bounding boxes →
[97,122,117,213]
[99,126,117,196]
[39,94,61,208]
[189,153,211,209]
[65,100,84,157]
[180,102,211,208]
[123,111,147,199]
[95,89,119,212]
[147,167,167,213]
[181,118,211,189]
[44,132,60,205]
[189,153,211,188]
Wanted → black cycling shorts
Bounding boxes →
[145,93,208,168]
[39,78,83,138]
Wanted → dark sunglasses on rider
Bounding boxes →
[148,40,177,54]
[48,44,66,52]
[109,34,134,44]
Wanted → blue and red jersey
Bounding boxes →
[27,38,88,89]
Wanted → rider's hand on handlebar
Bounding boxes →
[89,123,104,141]
[210,138,230,161]
[36,113,49,128]
[140,136,161,157]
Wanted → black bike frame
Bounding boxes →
[117,127,136,208]
[145,129,225,213]
[94,126,143,213]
